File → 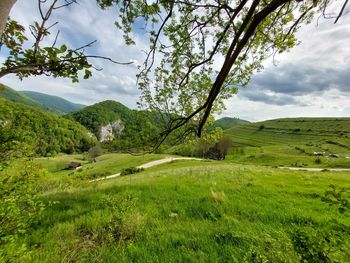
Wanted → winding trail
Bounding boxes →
[278,167,350,172]
[90,157,202,182]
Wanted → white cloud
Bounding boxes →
[0,0,349,122]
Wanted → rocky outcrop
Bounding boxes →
[99,120,124,142]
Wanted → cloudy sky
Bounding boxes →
[1,0,350,122]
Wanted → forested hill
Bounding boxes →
[214,117,250,130]
[21,90,85,114]
[0,84,85,114]
[0,97,96,157]
[66,100,161,149]
[0,83,49,111]
[66,100,133,136]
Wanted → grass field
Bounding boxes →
[225,118,350,168]
[3,154,350,262]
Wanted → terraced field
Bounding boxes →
[226,118,350,148]
[225,118,350,167]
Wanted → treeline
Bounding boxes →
[0,98,96,158]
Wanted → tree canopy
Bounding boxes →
[98,0,348,146]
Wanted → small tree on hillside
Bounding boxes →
[217,135,233,160]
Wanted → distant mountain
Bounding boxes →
[0,83,47,110]
[21,90,85,114]
[214,117,250,130]
[0,83,85,114]
[0,97,96,156]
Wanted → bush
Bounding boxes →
[0,159,51,260]
[120,167,144,176]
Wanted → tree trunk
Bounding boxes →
[0,0,17,37]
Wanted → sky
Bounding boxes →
[1,0,350,122]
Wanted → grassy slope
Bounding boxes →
[226,118,350,148]
[21,91,85,114]
[15,157,350,262]
[225,118,350,168]
[34,153,168,189]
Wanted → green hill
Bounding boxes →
[225,117,350,167]
[226,118,350,148]
[0,84,85,114]
[0,83,48,110]
[67,100,161,150]
[214,117,250,130]
[66,100,133,136]
[21,90,85,114]
[0,97,96,157]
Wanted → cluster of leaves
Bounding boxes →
[0,98,96,158]
[0,18,92,81]
[98,0,326,140]
[321,184,350,214]
[291,228,347,262]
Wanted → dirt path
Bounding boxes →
[90,157,202,182]
[278,167,350,172]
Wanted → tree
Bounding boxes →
[0,0,16,37]
[0,0,131,82]
[217,135,233,160]
[98,0,349,146]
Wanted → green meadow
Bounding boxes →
[2,153,350,262]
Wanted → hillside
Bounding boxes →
[224,118,350,167]
[0,97,96,156]
[21,90,85,114]
[0,83,49,111]
[0,84,85,114]
[66,100,133,135]
[214,117,250,130]
[67,100,161,149]
[226,118,350,148]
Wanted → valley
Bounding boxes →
[1,86,350,262]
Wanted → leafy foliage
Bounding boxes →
[0,159,51,260]
[98,0,336,140]
[0,1,130,81]
[322,185,350,214]
[0,17,92,81]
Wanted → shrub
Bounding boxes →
[120,167,144,176]
[0,159,51,260]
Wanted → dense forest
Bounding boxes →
[0,97,96,158]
